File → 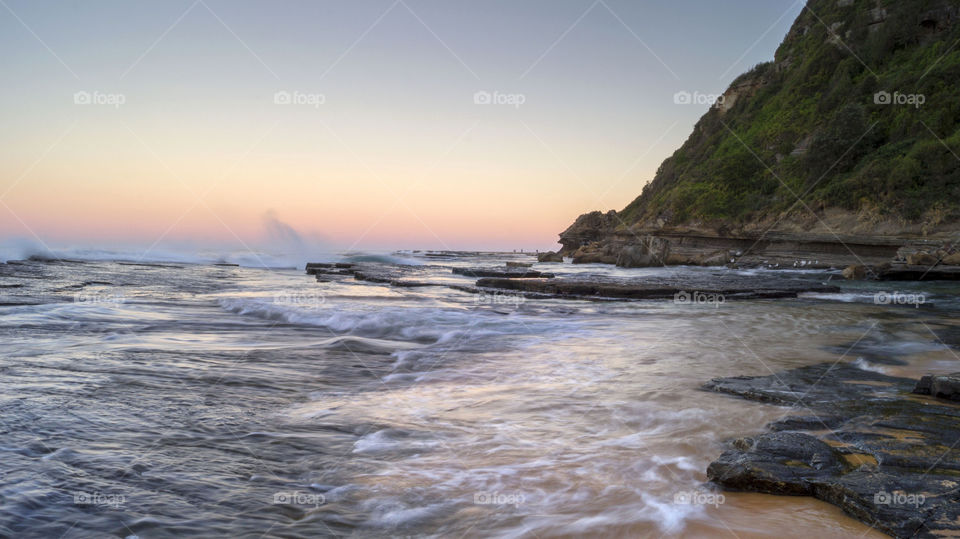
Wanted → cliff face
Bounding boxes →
[558,0,960,268]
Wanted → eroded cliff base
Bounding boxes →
[554,208,960,273]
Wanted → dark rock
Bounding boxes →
[907,252,940,266]
[558,210,619,255]
[306,262,439,288]
[536,251,564,263]
[614,238,669,268]
[505,262,532,268]
[942,253,960,266]
[707,432,844,495]
[915,374,934,395]
[877,264,960,281]
[351,266,434,288]
[913,373,960,401]
[305,262,353,275]
[842,264,867,280]
[768,415,846,432]
[554,223,914,270]
[477,274,839,301]
[451,267,554,279]
[704,363,960,537]
[700,251,730,267]
[571,244,618,265]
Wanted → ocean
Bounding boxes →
[2,250,955,537]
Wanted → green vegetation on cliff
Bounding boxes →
[620,0,960,230]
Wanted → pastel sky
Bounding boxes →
[0,0,804,254]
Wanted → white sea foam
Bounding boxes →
[799,291,877,302]
[0,237,345,269]
[217,297,571,348]
[852,357,887,373]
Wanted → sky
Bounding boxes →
[0,0,805,256]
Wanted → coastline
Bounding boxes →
[304,252,960,537]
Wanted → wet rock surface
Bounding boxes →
[877,264,960,281]
[914,373,960,401]
[307,262,840,301]
[536,251,564,263]
[475,274,839,301]
[451,267,555,279]
[307,263,438,287]
[704,363,960,538]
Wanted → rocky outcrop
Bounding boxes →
[715,74,770,114]
[553,0,960,275]
[536,251,563,263]
[558,210,620,255]
[842,264,868,280]
[705,363,960,538]
[555,220,960,273]
[913,373,960,401]
[877,264,960,280]
[451,267,554,279]
[475,273,838,300]
[305,260,839,302]
[558,224,929,269]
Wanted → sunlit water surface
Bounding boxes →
[2,253,958,538]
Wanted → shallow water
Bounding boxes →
[1,253,957,537]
